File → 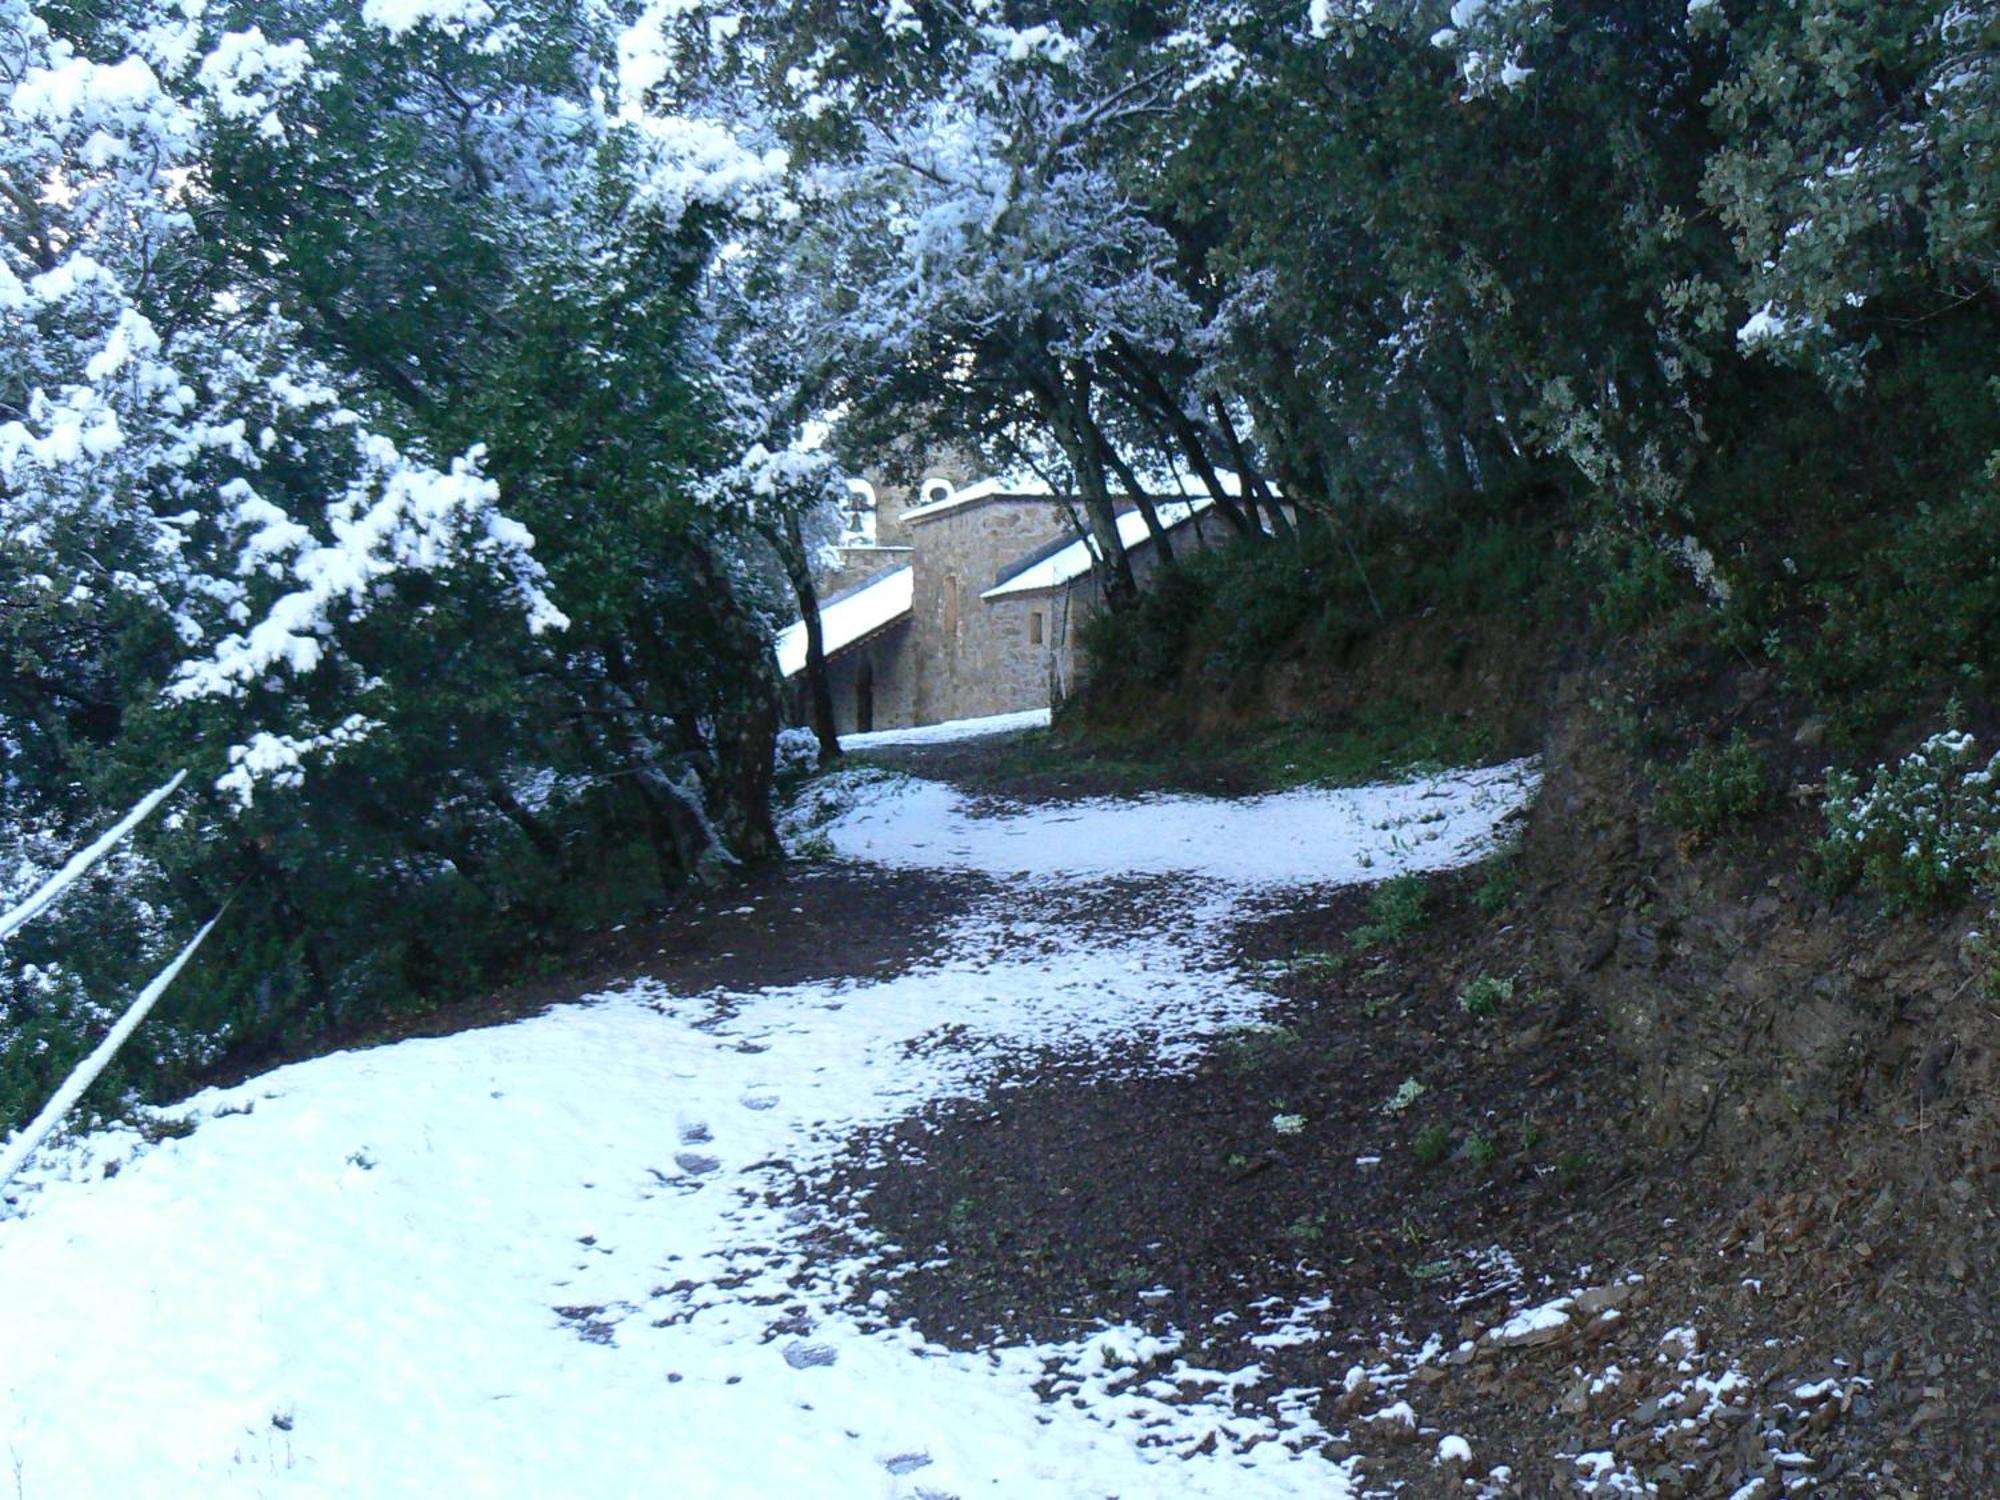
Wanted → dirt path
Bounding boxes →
[5,730,1535,1499]
[760,735,1920,1498]
[451,728,1963,1497]
[3,725,1974,1497]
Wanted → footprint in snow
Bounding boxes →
[673,1152,721,1175]
[679,1121,712,1145]
[883,1452,932,1476]
[782,1341,838,1369]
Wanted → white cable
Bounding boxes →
[0,913,220,1193]
[0,770,189,946]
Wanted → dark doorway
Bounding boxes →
[855,657,875,734]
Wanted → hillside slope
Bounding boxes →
[1045,579,2000,1493]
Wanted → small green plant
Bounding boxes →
[1382,1077,1428,1114]
[1975,931,2000,1006]
[1413,1123,1451,1165]
[1286,1211,1328,1244]
[1556,1150,1595,1188]
[1657,730,1773,836]
[1351,875,1428,950]
[946,1196,978,1235]
[1462,1130,1497,1170]
[1217,1023,1300,1074]
[1458,974,1515,1017]
[134,1111,199,1143]
[1407,1257,1455,1283]
[1256,950,1345,983]
[1518,1117,1543,1151]
[1474,858,1519,915]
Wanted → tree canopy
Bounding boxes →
[5,0,1997,1129]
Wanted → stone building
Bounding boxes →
[775,463,1234,734]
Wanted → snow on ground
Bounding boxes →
[0,763,1537,1498]
[812,757,1537,885]
[840,705,1050,749]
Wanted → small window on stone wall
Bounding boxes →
[1029,610,1044,645]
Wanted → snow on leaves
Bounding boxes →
[170,438,566,705]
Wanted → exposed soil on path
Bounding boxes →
[851,728,1319,803]
[218,862,998,1080]
[795,856,1954,1497]
[770,729,1993,1497]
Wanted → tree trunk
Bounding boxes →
[686,542,783,867]
[487,780,571,878]
[1103,335,1259,540]
[598,637,716,888]
[771,513,841,765]
[1089,410,1174,567]
[1210,395,1292,539]
[1039,359,1138,610]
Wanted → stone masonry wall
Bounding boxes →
[906,496,1072,724]
[794,487,1237,733]
[820,619,915,735]
[820,546,912,600]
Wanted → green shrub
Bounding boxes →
[1657,731,1773,835]
[1086,558,1217,690]
[1205,539,1333,682]
[1474,856,1519,915]
[1458,974,1514,1017]
[1462,1130,1498,1170]
[1817,726,2000,910]
[1770,475,2000,742]
[1351,875,1428,950]
[1079,506,1576,709]
[1413,1123,1451,1165]
[1587,530,1696,634]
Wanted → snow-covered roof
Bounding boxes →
[899,475,1053,523]
[774,564,913,677]
[900,470,1265,526]
[982,500,1212,600]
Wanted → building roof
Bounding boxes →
[981,499,1213,599]
[898,469,1265,526]
[774,564,913,678]
[898,475,1052,523]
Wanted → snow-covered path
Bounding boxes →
[0,760,1535,1499]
